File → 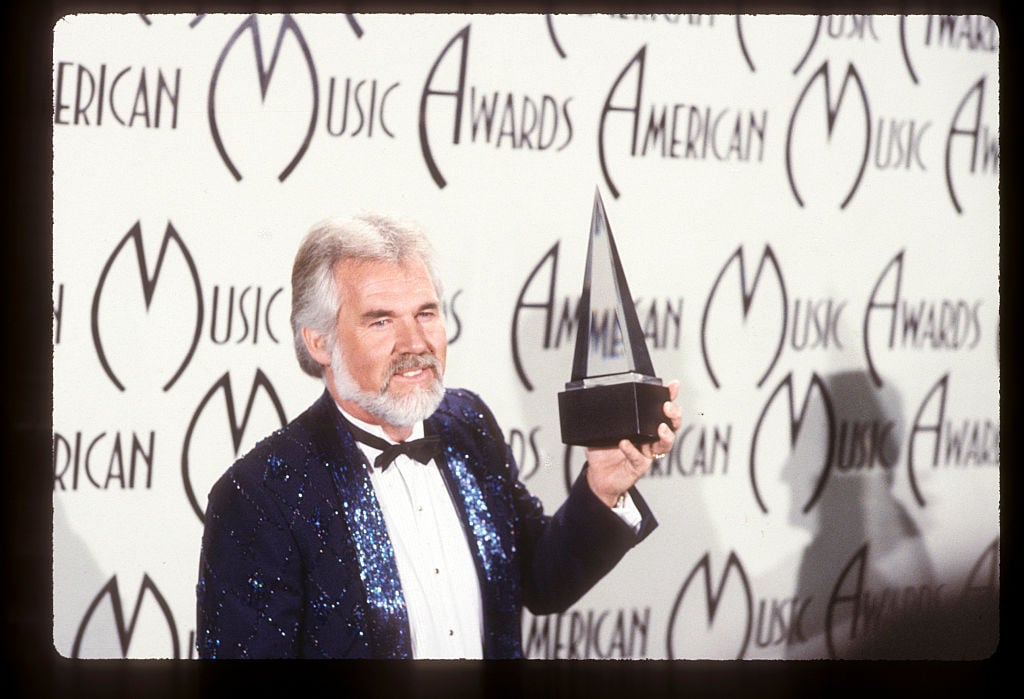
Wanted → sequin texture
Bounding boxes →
[195,388,650,659]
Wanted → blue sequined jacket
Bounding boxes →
[196,388,656,658]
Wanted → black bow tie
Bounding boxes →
[341,414,441,471]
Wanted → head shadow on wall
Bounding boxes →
[782,369,997,659]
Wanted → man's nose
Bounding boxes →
[394,316,429,353]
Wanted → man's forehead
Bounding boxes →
[334,257,436,302]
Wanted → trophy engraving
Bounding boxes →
[558,189,671,446]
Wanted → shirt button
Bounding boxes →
[448,629,454,636]
[434,568,440,575]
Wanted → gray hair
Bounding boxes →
[290,212,443,378]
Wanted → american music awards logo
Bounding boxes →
[205,13,411,183]
[91,221,203,393]
[862,249,983,389]
[665,538,997,659]
[72,574,184,659]
[511,240,682,393]
[89,219,299,394]
[700,245,787,390]
[418,23,575,189]
[208,14,320,182]
[181,369,288,522]
[597,45,767,201]
[785,61,870,210]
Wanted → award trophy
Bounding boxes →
[558,190,670,447]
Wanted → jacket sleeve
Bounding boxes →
[512,455,657,615]
[196,463,305,659]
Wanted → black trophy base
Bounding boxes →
[558,381,671,447]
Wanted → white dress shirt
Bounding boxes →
[337,405,644,658]
[340,407,484,659]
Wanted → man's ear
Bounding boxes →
[301,327,332,367]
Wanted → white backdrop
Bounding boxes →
[52,12,1000,659]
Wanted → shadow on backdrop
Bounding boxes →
[783,370,997,659]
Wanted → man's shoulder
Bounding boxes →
[431,387,513,452]
[439,386,484,408]
[435,387,494,423]
[213,391,334,494]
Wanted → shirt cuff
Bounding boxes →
[611,490,644,534]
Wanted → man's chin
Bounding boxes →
[374,382,445,425]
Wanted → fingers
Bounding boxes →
[598,379,683,471]
[648,422,674,459]
[657,421,674,445]
[663,380,683,427]
[618,438,650,472]
[663,402,682,431]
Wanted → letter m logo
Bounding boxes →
[72,575,180,658]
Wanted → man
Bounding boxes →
[196,213,681,659]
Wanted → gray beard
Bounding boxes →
[330,347,445,427]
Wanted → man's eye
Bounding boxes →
[370,318,390,328]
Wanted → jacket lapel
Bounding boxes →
[309,392,412,659]
[426,405,517,657]
[308,390,518,658]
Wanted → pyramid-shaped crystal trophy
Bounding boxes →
[558,189,670,447]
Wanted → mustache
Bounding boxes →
[382,352,441,387]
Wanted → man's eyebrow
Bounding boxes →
[360,309,394,321]
[359,302,439,322]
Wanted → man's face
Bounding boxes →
[326,257,447,428]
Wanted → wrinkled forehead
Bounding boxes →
[332,256,439,309]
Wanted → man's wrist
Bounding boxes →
[584,464,622,507]
[610,490,643,533]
